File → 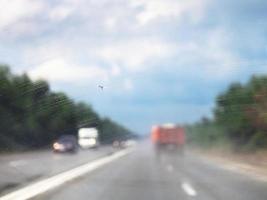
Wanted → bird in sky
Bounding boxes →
[98,85,104,90]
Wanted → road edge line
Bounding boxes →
[0,148,133,200]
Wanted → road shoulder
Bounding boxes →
[190,149,267,182]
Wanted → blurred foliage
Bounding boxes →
[99,118,136,144]
[185,118,228,149]
[0,65,134,151]
[186,75,267,151]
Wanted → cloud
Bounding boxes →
[123,79,134,91]
[48,5,74,21]
[94,38,175,71]
[131,0,207,25]
[0,0,45,29]
[110,65,121,76]
[142,28,241,81]
[190,28,240,80]
[28,58,109,85]
[2,0,267,132]
[104,17,117,30]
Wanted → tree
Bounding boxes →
[0,64,134,151]
[99,118,134,143]
[214,77,267,149]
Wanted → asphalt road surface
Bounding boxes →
[30,141,267,200]
[0,146,115,195]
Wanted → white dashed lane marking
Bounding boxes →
[181,182,197,197]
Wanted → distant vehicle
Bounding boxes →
[119,140,127,149]
[151,124,185,154]
[123,139,137,148]
[112,140,121,148]
[112,139,137,149]
[78,128,99,149]
[53,135,78,153]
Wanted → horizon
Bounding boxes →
[1,0,267,133]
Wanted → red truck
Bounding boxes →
[151,124,185,154]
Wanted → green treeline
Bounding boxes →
[186,76,267,151]
[0,65,134,151]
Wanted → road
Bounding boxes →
[28,141,267,200]
[0,146,115,195]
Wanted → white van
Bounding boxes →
[78,128,99,149]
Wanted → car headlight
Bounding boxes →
[53,142,64,150]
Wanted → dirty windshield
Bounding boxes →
[1,0,267,200]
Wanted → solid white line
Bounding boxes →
[0,149,133,200]
[181,182,197,197]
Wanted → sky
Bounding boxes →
[1,0,267,134]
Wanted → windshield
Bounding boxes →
[1,0,267,200]
[58,136,75,142]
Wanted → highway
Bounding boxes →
[0,146,115,195]
[1,142,267,200]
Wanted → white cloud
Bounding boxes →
[150,28,240,81]
[0,0,44,29]
[104,17,117,30]
[131,0,207,25]
[28,58,109,85]
[193,28,240,79]
[49,5,74,21]
[123,79,134,91]
[110,65,121,76]
[95,38,174,71]
[22,41,74,66]
[5,21,39,37]
[1,0,259,132]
